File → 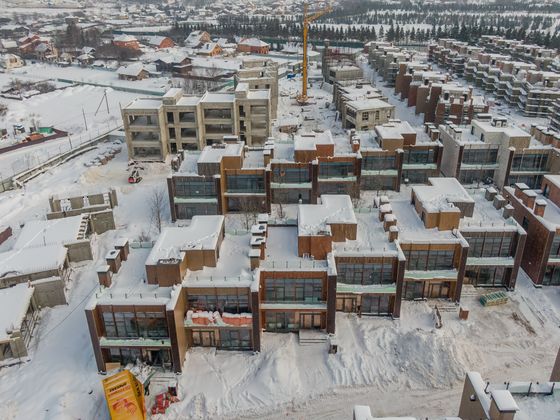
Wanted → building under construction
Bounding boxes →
[321,41,362,84]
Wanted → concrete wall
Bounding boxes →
[31,277,67,307]
[65,239,93,262]
[89,210,116,234]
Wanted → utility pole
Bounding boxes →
[82,107,88,131]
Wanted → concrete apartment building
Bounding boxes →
[321,44,362,85]
[480,35,558,71]
[344,98,395,131]
[123,85,272,161]
[332,80,388,126]
[503,176,560,286]
[368,42,416,86]
[429,39,560,119]
[235,58,279,119]
[359,119,442,189]
[123,59,279,161]
[438,116,560,188]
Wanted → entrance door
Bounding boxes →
[299,313,322,329]
[404,281,424,300]
[361,295,391,315]
[336,297,356,312]
[427,282,451,298]
[193,330,216,347]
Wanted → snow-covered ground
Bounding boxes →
[0,132,557,419]
[0,57,558,420]
[0,84,145,177]
[163,274,560,419]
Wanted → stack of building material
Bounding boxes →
[480,291,508,306]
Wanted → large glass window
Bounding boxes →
[102,310,168,339]
[220,329,251,350]
[265,312,299,331]
[362,155,396,171]
[318,161,354,178]
[550,235,560,257]
[511,153,548,171]
[465,266,508,287]
[405,249,454,270]
[264,278,323,303]
[271,166,311,183]
[174,178,216,197]
[361,295,391,315]
[543,265,560,285]
[226,174,265,193]
[462,148,498,165]
[187,293,250,314]
[403,148,435,164]
[402,169,429,184]
[464,234,513,258]
[337,262,394,285]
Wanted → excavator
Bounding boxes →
[297,2,333,105]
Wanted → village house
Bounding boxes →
[117,63,150,81]
[197,42,222,57]
[143,35,174,49]
[237,38,270,54]
[113,34,140,50]
[184,30,211,49]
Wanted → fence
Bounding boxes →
[0,121,123,192]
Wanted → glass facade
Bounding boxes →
[318,161,354,178]
[337,262,394,285]
[543,265,560,285]
[362,155,396,171]
[271,166,310,183]
[226,174,265,193]
[465,266,508,286]
[403,148,435,164]
[102,310,168,339]
[462,148,498,164]
[175,178,216,198]
[187,293,250,314]
[463,234,513,258]
[404,248,455,271]
[264,278,323,303]
[511,153,548,171]
[220,329,251,350]
[361,176,394,190]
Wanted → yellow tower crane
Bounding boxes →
[297,2,333,104]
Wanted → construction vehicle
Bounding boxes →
[128,168,142,184]
[297,1,333,105]
[102,369,146,420]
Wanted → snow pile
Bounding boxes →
[165,303,477,419]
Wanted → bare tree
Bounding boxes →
[239,199,262,231]
[149,186,168,234]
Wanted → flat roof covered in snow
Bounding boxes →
[0,283,34,341]
[0,244,67,278]
[298,195,357,237]
[146,216,224,265]
[13,215,85,249]
[124,98,162,111]
[294,131,334,151]
[413,178,474,213]
[346,98,393,111]
[197,142,244,163]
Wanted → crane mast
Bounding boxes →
[297,2,333,104]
